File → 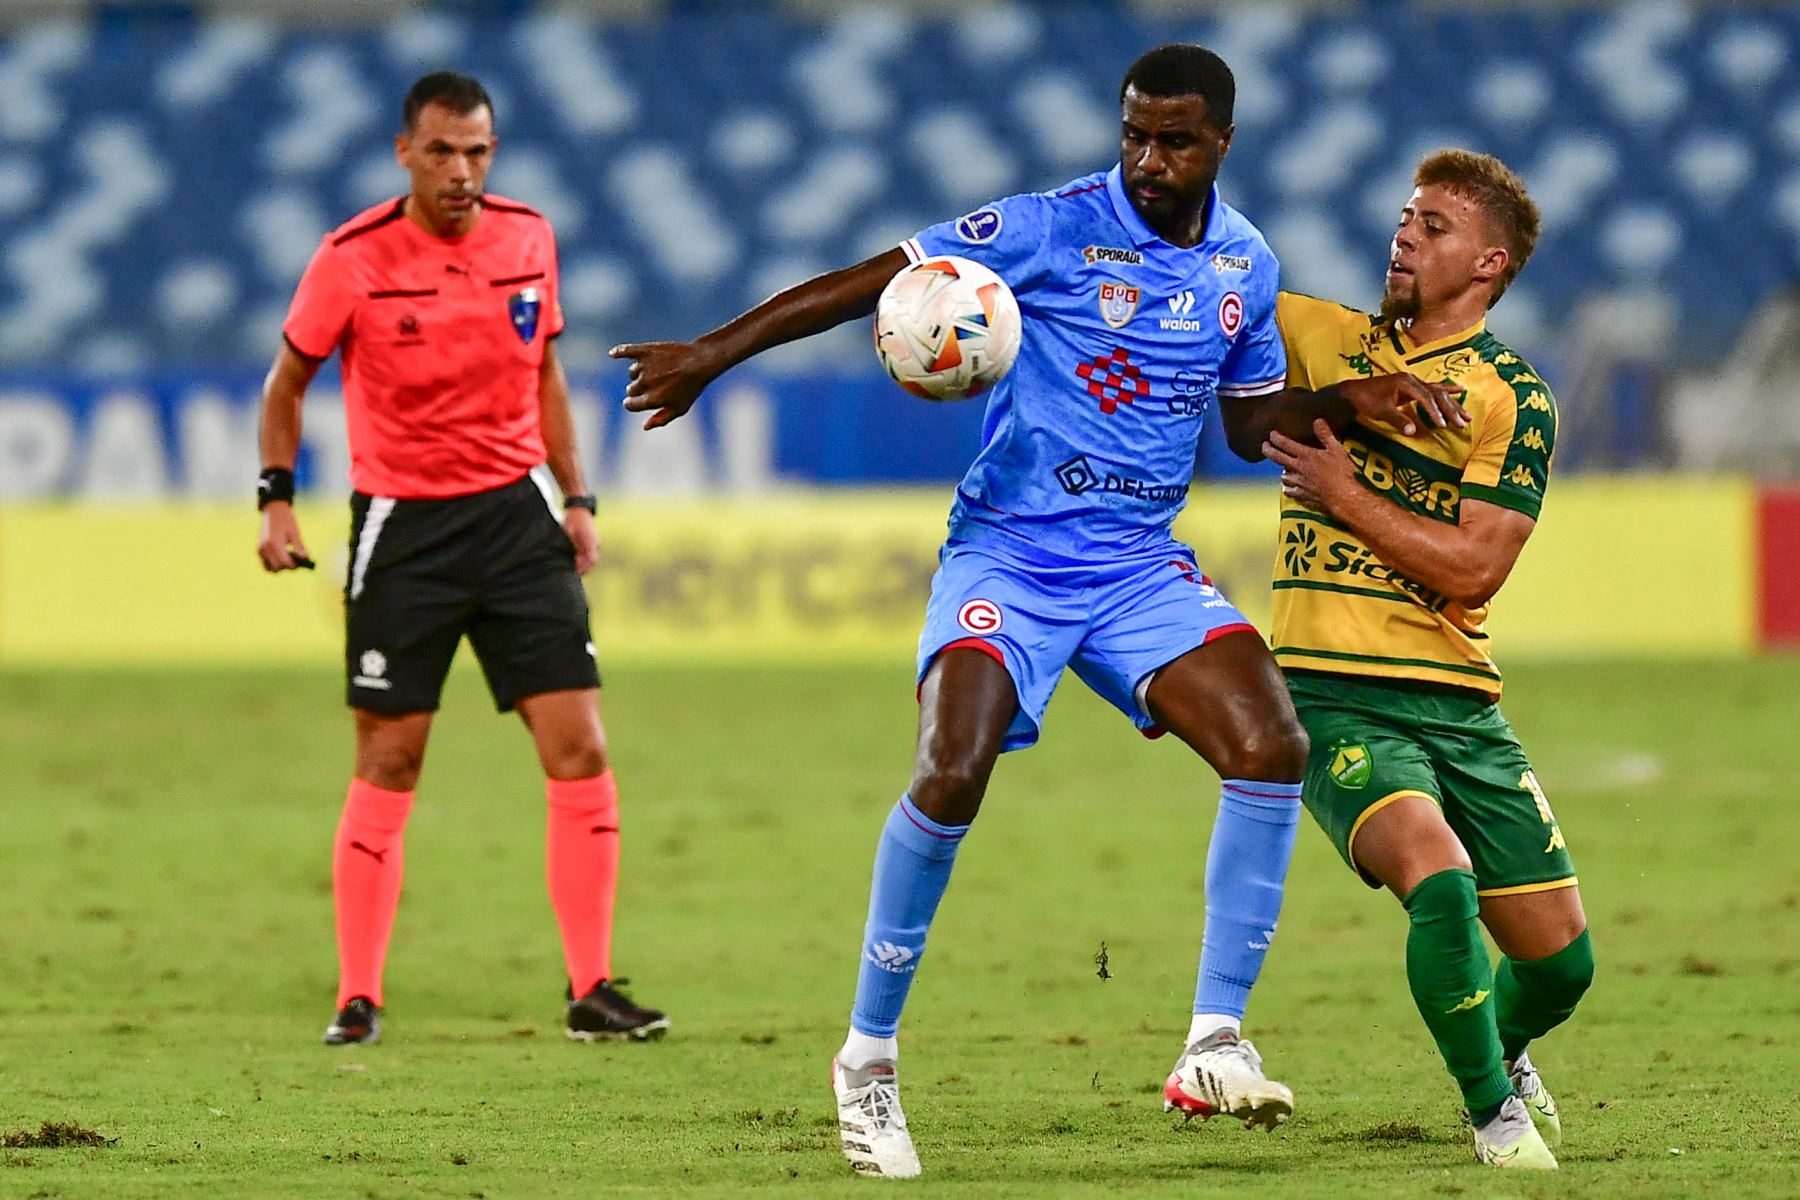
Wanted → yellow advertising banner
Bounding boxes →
[0,478,1753,667]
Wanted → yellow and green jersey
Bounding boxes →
[1270,291,1557,697]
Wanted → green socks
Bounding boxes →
[1403,869,1512,1118]
[1496,927,1595,1062]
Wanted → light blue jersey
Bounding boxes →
[905,166,1286,566]
[904,167,1285,750]
[851,171,1302,1059]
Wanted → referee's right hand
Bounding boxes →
[258,502,312,573]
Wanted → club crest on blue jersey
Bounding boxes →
[1218,291,1244,338]
[955,208,1003,244]
[1098,281,1140,329]
[509,287,541,344]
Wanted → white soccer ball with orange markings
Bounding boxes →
[873,255,1021,401]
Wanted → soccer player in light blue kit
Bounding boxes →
[616,45,1435,1178]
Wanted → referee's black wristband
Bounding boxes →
[257,467,296,510]
[563,493,597,513]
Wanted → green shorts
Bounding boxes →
[1287,671,1578,897]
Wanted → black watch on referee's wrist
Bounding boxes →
[563,493,597,514]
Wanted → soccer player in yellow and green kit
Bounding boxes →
[1245,150,1592,1170]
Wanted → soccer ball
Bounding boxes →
[873,255,1021,401]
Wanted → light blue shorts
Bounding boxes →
[915,540,1258,752]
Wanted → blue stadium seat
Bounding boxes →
[0,0,1790,378]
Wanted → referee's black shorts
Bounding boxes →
[342,473,599,714]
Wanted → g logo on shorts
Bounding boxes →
[957,598,1003,634]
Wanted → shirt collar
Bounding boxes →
[1398,315,1488,358]
[1105,165,1223,250]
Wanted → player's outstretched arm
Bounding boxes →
[613,246,910,430]
[1265,421,1534,608]
[1220,374,1469,462]
[256,342,323,572]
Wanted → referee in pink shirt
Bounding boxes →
[256,71,667,1047]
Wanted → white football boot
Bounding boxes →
[1506,1050,1563,1148]
[832,1057,921,1178]
[1162,1027,1294,1130]
[1472,1093,1559,1169]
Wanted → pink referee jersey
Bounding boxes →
[283,194,566,499]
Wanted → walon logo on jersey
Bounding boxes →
[1075,346,1150,413]
[509,287,541,344]
[1097,281,1140,328]
[1161,290,1204,332]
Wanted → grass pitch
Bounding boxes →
[2,658,1797,1198]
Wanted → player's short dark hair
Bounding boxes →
[1119,44,1235,130]
[402,71,494,133]
[1413,149,1542,305]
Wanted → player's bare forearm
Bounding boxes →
[1324,486,1534,609]
[1265,422,1532,609]
[614,247,910,429]
[1221,388,1354,461]
[699,247,909,370]
[258,342,323,469]
[537,341,587,496]
[1224,373,1469,463]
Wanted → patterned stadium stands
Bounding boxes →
[0,0,1791,380]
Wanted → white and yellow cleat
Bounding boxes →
[1508,1051,1562,1148]
[832,1057,922,1179]
[1161,1029,1294,1130]
[1473,1094,1559,1169]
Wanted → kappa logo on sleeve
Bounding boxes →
[955,208,1003,244]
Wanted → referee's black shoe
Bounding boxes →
[566,980,670,1042]
[323,996,381,1046]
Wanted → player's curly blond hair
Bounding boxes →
[1414,150,1541,306]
